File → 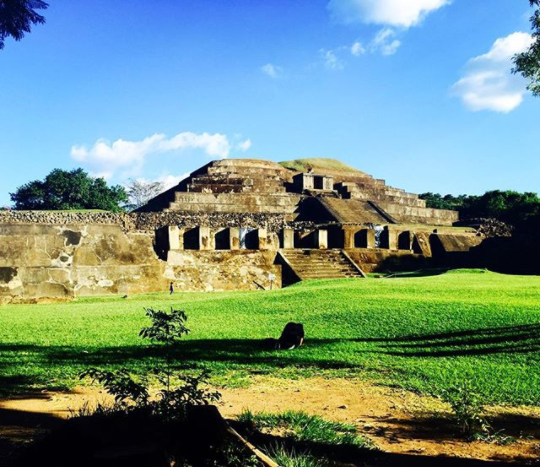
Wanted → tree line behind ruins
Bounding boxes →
[4,167,540,232]
[419,191,540,229]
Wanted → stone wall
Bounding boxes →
[0,223,167,303]
[428,233,485,268]
[375,202,459,225]
[0,211,290,233]
[166,250,280,291]
[346,249,428,272]
[0,223,283,303]
[167,192,301,217]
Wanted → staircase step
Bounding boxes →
[281,249,363,281]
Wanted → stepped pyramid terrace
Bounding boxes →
[137,158,479,287]
[139,158,458,225]
[0,157,487,302]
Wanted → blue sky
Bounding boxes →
[0,0,539,206]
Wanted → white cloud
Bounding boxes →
[157,132,231,157]
[261,63,282,78]
[71,131,238,179]
[328,0,450,28]
[472,32,533,63]
[370,28,401,55]
[350,41,365,56]
[236,139,252,151]
[321,49,345,70]
[321,34,396,70]
[452,32,533,113]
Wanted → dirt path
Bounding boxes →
[0,377,538,465]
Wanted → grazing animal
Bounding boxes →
[261,322,305,350]
[278,322,305,349]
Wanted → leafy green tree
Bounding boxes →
[469,190,539,226]
[419,192,473,211]
[0,0,48,50]
[420,190,539,227]
[10,168,128,211]
[512,0,540,96]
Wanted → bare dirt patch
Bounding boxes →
[0,377,538,465]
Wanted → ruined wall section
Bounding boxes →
[166,250,280,292]
[0,222,283,303]
[0,224,167,303]
[167,192,301,218]
[0,211,290,233]
[346,249,428,273]
[375,202,459,226]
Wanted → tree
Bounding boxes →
[512,0,540,96]
[10,168,128,212]
[419,190,540,227]
[468,190,540,227]
[418,192,472,211]
[80,307,220,421]
[125,179,164,211]
[0,0,48,50]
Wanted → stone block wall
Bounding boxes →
[428,233,484,268]
[166,250,281,291]
[346,249,428,272]
[167,192,302,217]
[0,222,284,303]
[0,224,167,303]
[375,202,459,225]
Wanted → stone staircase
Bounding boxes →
[279,249,365,281]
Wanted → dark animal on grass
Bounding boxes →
[262,322,305,350]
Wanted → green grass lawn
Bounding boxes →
[0,269,538,405]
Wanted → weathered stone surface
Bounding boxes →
[380,227,398,250]
[0,211,291,233]
[0,224,168,303]
[412,232,432,256]
[428,233,485,269]
[1,158,494,302]
[0,223,288,303]
[165,250,280,291]
[346,249,428,273]
[430,233,484,254]
[135,158,460,226]
[375,202,458,225]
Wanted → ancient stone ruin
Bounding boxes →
[0,158,485,303]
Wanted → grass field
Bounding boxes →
[279,158,362,173]
[0,269,538,405]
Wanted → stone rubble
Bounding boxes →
[0,211,294,233]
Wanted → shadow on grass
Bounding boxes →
[379,268,450,278]
[363,324,539,357]
[368,411,540,442]
[0,375,50,400]
[0,340,358,371]
[0,324,537,396]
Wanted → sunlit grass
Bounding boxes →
[238,410,374,448]
[0,269,538,405]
